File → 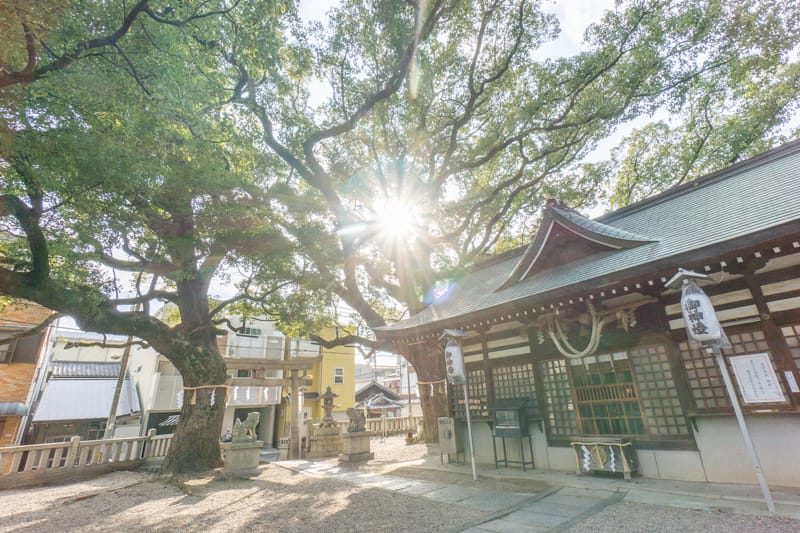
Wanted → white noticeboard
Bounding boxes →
[729,353,785,404]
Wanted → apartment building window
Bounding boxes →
[0,331,42,363]
[334,368,344,384]
[0,336,15,363]
[238,327,262,337]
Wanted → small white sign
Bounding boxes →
[730,353,785,404]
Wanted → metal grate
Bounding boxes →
[539,359,579,435]
[629,344,688,436]
[781,323,800,371]
[680,328,776,410]
[492,362,540,418]
[450,367,488,419]
[570,353,645,435]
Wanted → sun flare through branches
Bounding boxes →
[374,196,418,243]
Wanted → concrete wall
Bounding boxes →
[635,449,707,482]
[453,416,800,487]
[455,420,550,470]
[694,414,800,487]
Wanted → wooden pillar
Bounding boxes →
[289,369,301,459]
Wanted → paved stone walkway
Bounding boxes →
[464,486,624,532]
[278,460,625,532]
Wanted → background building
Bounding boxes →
[0,300,52,446]
[355,351,420,417]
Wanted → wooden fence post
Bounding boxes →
[144,429,156,458]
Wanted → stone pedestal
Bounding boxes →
[339,432,373,463]
[221,440,263,477]
[307,433,341,459]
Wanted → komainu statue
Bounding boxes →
[346,407,366,433]
[232,411,260,442]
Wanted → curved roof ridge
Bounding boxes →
[497,204,655,290]
[553,207,654,243]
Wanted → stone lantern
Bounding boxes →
[306,386,342,458]
[318,386,339,432]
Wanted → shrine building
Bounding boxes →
[375,140,800,487]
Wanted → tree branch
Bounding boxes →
[0,312,63,345]
[308,333,385,351]
[65,339,150,350]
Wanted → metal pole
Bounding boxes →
[462,382,478,481]
[710,346,776,513]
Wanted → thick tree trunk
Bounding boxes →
[160,344,227,474]
[402,340,449,442]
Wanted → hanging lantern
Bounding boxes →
[680,279,722,344]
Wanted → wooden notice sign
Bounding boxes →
[729,353,785,404]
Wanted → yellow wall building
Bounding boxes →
[305,330,356,423]
[277,328,356,443]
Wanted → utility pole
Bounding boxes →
[104,304,140,439]
[104,336,134,439]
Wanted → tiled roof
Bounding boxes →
[554,207,653,243]
[355,381,401,402]
[376,139,800,337]
[50,361,122,378]
[499,205,655,289]
[357,393,404,410]
[33,377,140,421]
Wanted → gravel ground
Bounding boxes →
[3,436,799,532]
[0,437,484,533]
[567,501,800,533]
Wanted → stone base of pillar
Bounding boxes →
[339,432,373,463]
[220,440,263,478]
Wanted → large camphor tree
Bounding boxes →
[217,0,800,439]
[0,1,309,473]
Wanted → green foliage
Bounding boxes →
[211,0,800,329]
[590,0,800,208]
[3,0,800,342]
